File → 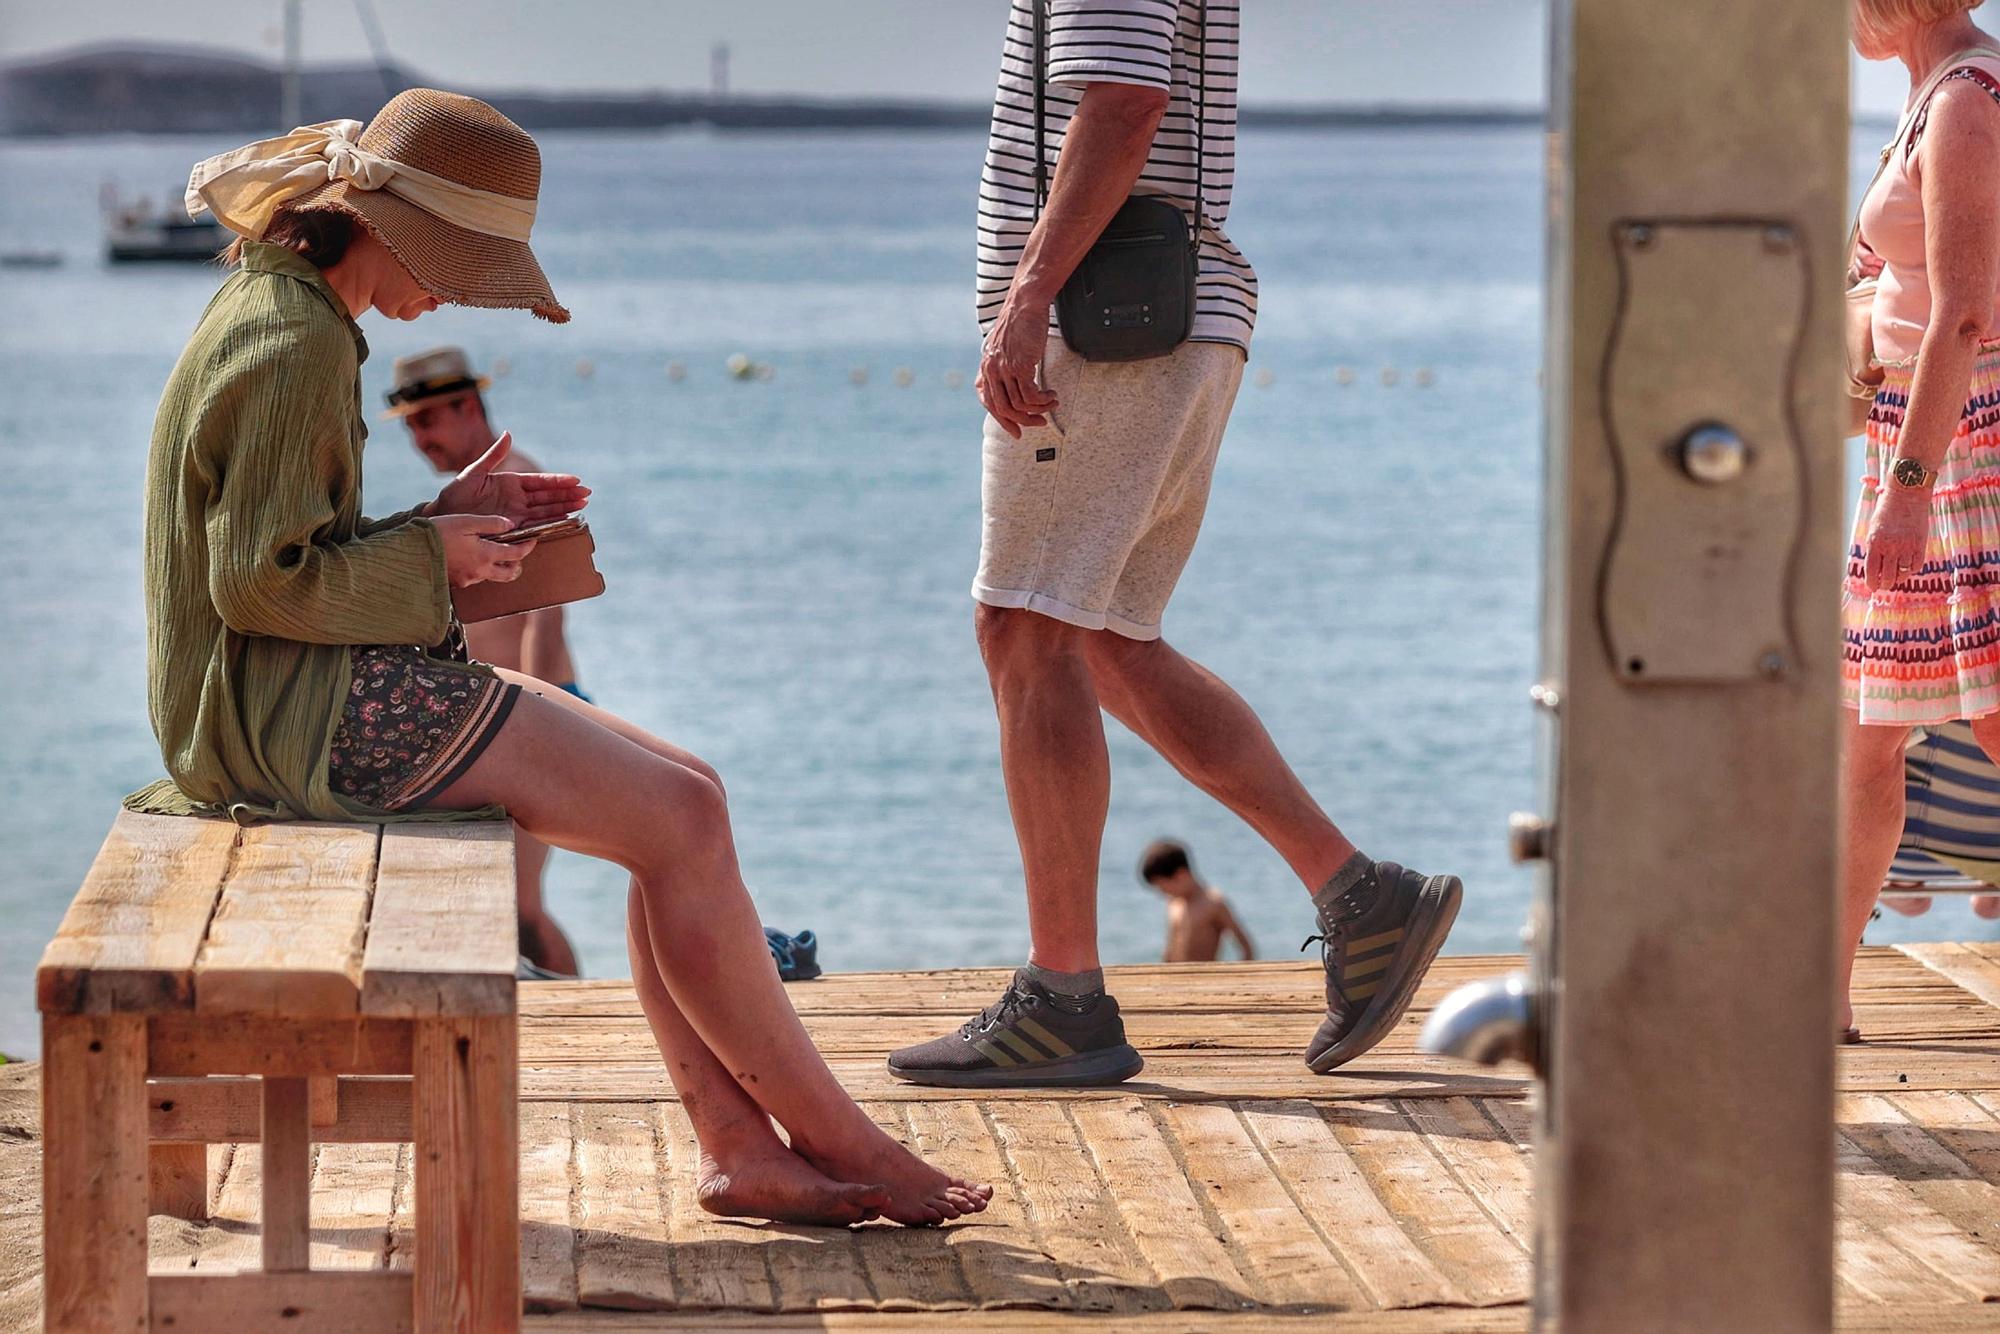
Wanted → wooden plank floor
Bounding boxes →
[0,945,1997,1330]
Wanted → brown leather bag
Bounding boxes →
[450,515,605,624]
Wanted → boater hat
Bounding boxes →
[384,345,492,418]
[185,89,569,323]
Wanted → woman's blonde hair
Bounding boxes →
[1855,0,1986,48]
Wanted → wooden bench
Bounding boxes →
[36,811,521,1333]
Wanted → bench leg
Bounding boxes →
[149,1142,209,1221]
[413,1017,519,1332]
[262,1077,313,1271]
[42,1014,149,1332]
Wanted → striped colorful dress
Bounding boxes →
[1842,54,2000,727]
[1843,357,2000,725]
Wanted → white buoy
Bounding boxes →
[575,358,595,380]
[1335,366,1356,386]
[943,369,966,390]
[726,353,753,380]
[1380,367,1401,387]
[491,356,512,379]
[850,366,871,386]
[753,362,775,382]
[1414,367,1436,388]
[893,367,915,388]
[1253,367,1275,389]
[665,361,687,382]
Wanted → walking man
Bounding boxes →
[888,0,1462,1087]
[386,346,585,976]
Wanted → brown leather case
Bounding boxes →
[450,517,606,623]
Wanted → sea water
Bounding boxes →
[1,126,1989,1057]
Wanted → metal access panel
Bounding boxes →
[1538,0,1847,1329]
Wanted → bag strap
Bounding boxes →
[1032,0,1207,256]
[1848,44,2000,265]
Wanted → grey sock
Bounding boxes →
[1311,851,1376,921]
[1022,962,1105,1013]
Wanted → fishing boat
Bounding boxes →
[102,190,228,264]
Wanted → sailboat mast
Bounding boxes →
[280,0,302,129]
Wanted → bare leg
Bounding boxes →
[1839,712,1910,1035]
[975,605,1111,973]
[1084,632,1355,891]
[1959,716,2000,921]
[624,888,889,1224]
[514,830,580,975]
[432,672,989,1225]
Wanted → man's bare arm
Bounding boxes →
[977,81,1169,437]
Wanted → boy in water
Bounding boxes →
[1139,840,1255,963]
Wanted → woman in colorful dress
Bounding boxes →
[137,89,989,1225]
[1842,1,2000,1041]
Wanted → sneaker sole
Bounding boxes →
[1308,873,1463,1073]
[887,1044,1145,1089]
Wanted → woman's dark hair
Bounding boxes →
[219,207,357,269]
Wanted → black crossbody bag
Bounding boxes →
[1032,0,1206,362]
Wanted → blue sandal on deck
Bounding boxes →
[765,927,823,982]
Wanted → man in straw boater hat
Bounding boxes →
[150,89,991,1225]
[384,345,587,979]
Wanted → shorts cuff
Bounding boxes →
[970,583,1162,642]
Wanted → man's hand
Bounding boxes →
[978,299,1059,439]
[1863,487,1933,591]
[429,431,591,526]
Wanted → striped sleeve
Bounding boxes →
[1045,0,1178,90]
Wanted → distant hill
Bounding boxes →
[0,44,1543,138]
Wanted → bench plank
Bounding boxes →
[195,822,381,1016]
[36,810,239,1015]
[362,822,517,1017]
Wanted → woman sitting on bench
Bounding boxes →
[133,90,989,1227]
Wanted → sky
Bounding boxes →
[0,0,1984,116]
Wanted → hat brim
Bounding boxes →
[291,181,570,324]
[379,377,492,420]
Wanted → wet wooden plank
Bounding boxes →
[519,1101,579,1313]
[904,1101,1070,1311]
[361,822,516,1018]
[986,1101,1160,1313]
[1071,1098,1253,1311]
[1159,1100,1367,1311]
[658,1102,776,1313]
[573,1103,676,1311]
[1325,1101,1529,1307]
[1237,1101,1460,1311]
[195,823,379,1016]
[36,811,238,1014]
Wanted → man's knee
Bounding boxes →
[974,602,1084,676]
[1082,627,1164,683]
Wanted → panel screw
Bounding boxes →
[1763,225,1796,254]
[1529,682,1562,712]
[1624,223,1656,250]
[1758,650,1788,679]
[1509,812,1552,864]
[1680,423,1748,484]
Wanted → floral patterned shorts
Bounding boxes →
[326,645,521,812]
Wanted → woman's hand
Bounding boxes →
[1863,487,1933,591]
[429,431,590,525]
[434,514,535,588]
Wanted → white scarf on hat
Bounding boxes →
[185,119,537,243]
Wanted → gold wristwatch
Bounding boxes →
[1889,456,1936,490]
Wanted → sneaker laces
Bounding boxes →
[959,979,1042,1039]
[1301,881,1376,1003]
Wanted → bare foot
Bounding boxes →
[793,1127,993,1227]
[1976,894,2000,920]
[1882,894,1931,917]
[696,1146,891,1226]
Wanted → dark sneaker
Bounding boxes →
[887,970,1145,1088]
[1304,861,1462,1073]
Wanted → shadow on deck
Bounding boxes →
[1,945,1997,1330]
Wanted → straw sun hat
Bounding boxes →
[186,89,569,323]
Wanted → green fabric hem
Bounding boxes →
[124,777,507,827]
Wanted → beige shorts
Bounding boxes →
[972,340,1245,641]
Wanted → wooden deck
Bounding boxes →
[1,945,1997,1330]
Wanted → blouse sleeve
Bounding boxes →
[197,316,452,646]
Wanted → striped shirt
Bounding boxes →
[977,0,1257,350]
